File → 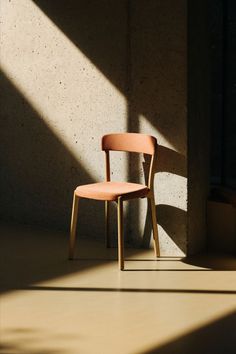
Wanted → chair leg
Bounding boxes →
[105,201,110,248]
[149,193,160,257]
[69,192,79,260]
[117,197,124,270]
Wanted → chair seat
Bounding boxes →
[75,181,149,201]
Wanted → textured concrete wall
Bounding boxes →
[1,0,188,256]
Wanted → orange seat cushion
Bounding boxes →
[75,181,149,201]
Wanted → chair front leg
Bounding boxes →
[117,196,124,270]
[149,193,160,257]
[69,192,79,260]
[105,201,110,248]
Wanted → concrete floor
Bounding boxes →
[0,223,236,354]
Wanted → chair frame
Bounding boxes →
[69,133,160,270]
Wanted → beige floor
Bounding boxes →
[0,223,236,354]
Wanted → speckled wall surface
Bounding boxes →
[0,0,188,256]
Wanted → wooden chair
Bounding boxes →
[69,133,160,270]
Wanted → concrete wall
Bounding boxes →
[1,0,189,256]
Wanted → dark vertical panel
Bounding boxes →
[209,0,224,184]
[224,0,236,189]
[187,0,211,253]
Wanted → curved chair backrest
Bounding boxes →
[102,133,157,189]
[102,133,157,155]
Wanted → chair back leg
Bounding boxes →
[149,194,160,257]
[69,193,79,259]
[105,201,110,248]
[117,197,124,270]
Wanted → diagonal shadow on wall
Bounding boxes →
[0,70,101,234]
[33,0,187,154]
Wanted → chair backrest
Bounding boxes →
[102,133,157,155]
[101,133,157,189]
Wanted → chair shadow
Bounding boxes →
[142,203,187,255]
[18,286,236,295]
[155,145,187,178]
